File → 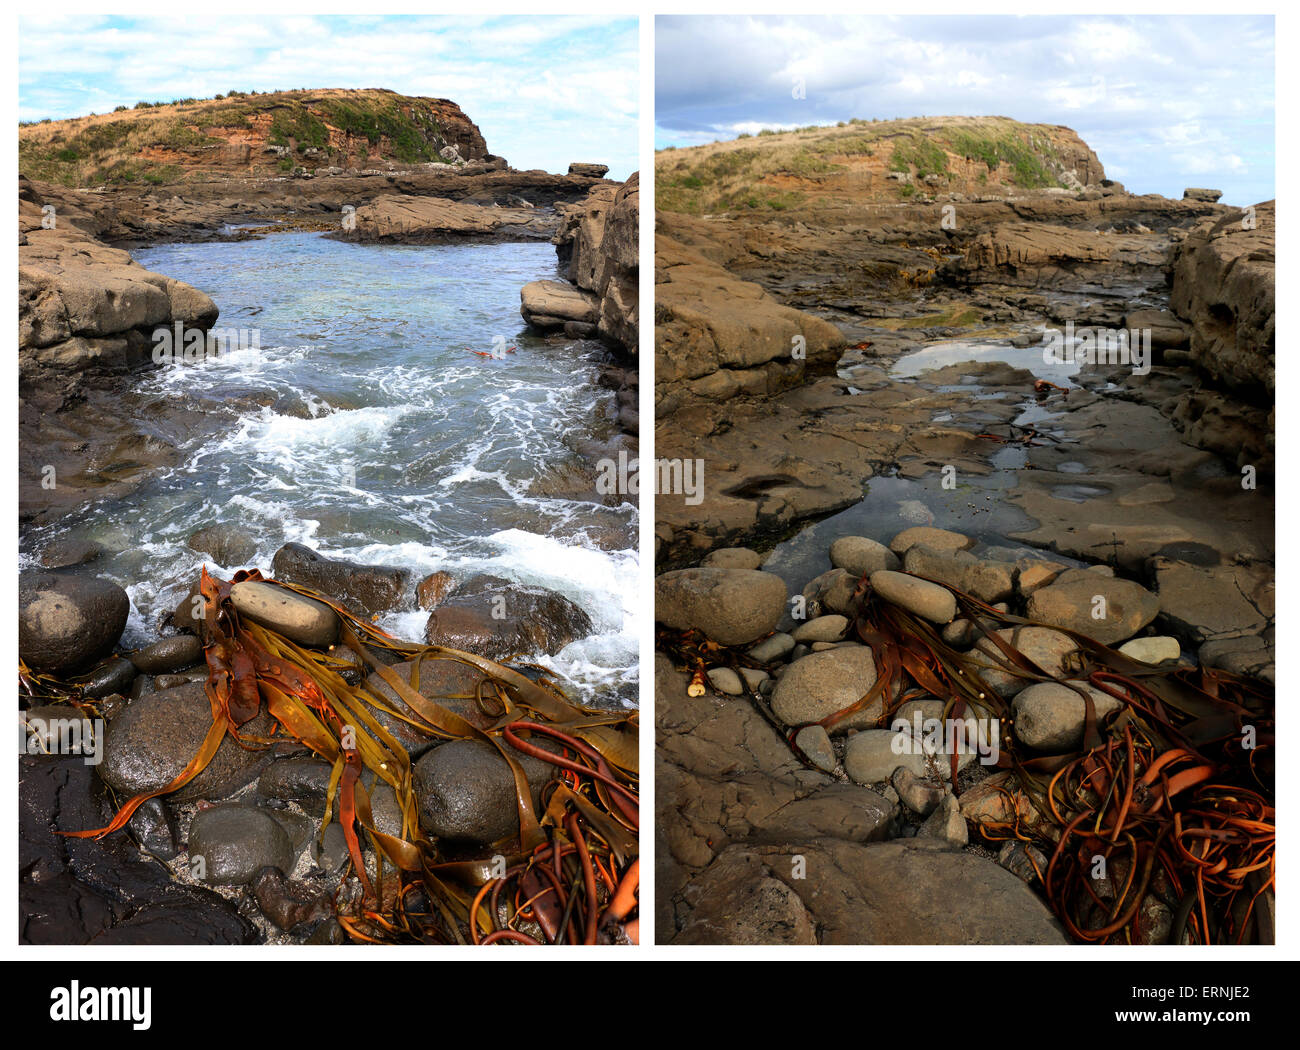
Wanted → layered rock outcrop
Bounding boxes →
[522,171,639,354]
[947,222,1167,289]
[339,193,556,243]
[1168,200,1275,401]
[654,214,843,416]
[19,177,218,385]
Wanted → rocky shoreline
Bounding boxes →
[20,154,640,526]
[21,536,630,944]
[20,102,641,942]
[654,119,1274,945]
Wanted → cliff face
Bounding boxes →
[1169,201,1275,402]
[18,177,218,385]
[20,89,494,187]
[522,173,639,354]
[654,213,843,417]
[556,172,639,353]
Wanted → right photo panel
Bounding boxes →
[654,14,1274,945]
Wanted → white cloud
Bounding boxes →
[19,15,639,179]
[656,14,1273,204]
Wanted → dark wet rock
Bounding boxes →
[655,567,787,645]
[99,680,276,803]
[172,580,204,634]
[271,542,409,618]
[266,809,313,854]
[20,873,119,945]
[361,655,504,757]
[329,644,367,685]
[230,580,339,647]
[423,574,592,661]
[250,866,333,931]
[21,704,99,757]
[92,899,257,945]
[313,823,350,875]
[303,918,348,944]
[39,537,104,569]
[187,805,294,886]
[412,737,558,845]
[366,782,407,839]
[669,839,1068,944]
[19,571,129,673]
[998,840,1049,884]
[187,523,259,567]
[415,570,458,610]
[129,634,203,674]
[76,655,137,698]
[127,798,179,860]
[19,755,256,944]
[258,757,334,805]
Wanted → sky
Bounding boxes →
[18,15,639,180]
[656,14,1275,206]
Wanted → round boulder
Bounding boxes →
[770,646,878,729]
[188,805,294,886]
[19,571,129,673]
[655,567,787,646]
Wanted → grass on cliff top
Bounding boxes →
[19,88,454,188]
[656,115,1070,214]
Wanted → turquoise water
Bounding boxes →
[21,233,638,705]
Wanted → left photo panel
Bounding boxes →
[18,15,640,946]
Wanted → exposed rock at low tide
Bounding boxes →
[19,571,129,673]
[655,566,787,645]
[271,542,409,619]
[422,574,593,662]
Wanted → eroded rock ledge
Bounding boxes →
[521,171,639,355]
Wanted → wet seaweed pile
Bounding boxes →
[28,569,638,946]
[660,572,1273,945]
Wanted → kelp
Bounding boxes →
[58,568,639,945]
[662,569,1273,945]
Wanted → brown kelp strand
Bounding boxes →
[661,569,1273,945]
[60,568,639,945]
